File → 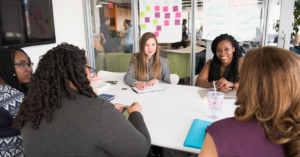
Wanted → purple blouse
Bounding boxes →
[206,117,285,157]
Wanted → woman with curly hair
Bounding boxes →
[196,34,243,92]
[0,47,32,157]
[198,46,300,157]
[13,43,151,156]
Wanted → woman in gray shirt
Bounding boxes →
[13,43,151,157]
[124,32,171,90]
[120,19,133,53]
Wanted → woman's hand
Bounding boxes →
[127,102,142,114]
[218,85,231,93]
[134,82,146,90]
[145,79,158,86]
[215,78,233,93]
[114,103,127,113]
[102,40,106,45]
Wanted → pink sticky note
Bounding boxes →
[155,12,160,18]
[173,6,178,12]
[39,11,42,15]
[164,20,169,26]
[156,25,161,31]
[154,31,159,37]
[41,30,45,34]
[165,13,170,19]
[155,5,160,11]
[45,19,49,23]
[163,6,168,12]
[145,17,150,23]
[175,12,181,18]
[34,12,38,16]
[175,19,180,25]
[109,3,113,9]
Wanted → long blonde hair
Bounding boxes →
[134,32,161,81]
[235,46,300,157]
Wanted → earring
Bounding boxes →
[13,74,15,76]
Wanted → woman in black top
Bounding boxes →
[196,34,244,92]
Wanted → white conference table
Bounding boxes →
[97,78,237,154]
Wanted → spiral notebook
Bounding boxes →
[183,119,213,149]
[132,84,165,94]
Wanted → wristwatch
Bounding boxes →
[232,82,237,90]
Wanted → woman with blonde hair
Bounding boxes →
[199,46,300,157]
[124,32,171,90]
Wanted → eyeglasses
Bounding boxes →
[85,65,96,78]
[14,62,34,69]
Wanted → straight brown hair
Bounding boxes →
[235,46,300,157]
[134,32,161,81]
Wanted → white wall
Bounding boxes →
[22,0,87,71]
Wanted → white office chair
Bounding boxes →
[194,75,198,85]
[97,70,126,80]
[170,74,180,84]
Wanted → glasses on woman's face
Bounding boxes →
[85,65,96,78]
[14,62,34,70]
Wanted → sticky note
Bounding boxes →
[40,21,44,25]
[34,21,38,25]
[165,13,170,19]
[141,24,146,30]
[154,31,159,37]
[41,30,45,34]
[39,16,42,20]
[140,12,145,17]
[45,19,49,23]
[146,6,151,12]
[175,12,181,18]
[39,11,42,15]
[155,12,160,18]
[145,17,150,23]
[163,6,168,12]
[173,6,178,12]
[155,5,160,11]
[34,12,38,16]
[156,25,161,31]
[153,19,158,25]
[164,20,169,26]
[175,19,180,25]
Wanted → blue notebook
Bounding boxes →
[183,119,213,149]
[97,94,115,101]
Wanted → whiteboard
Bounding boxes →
[139,0,182,43]
[202,0,257,41]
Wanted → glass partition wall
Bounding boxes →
[84,0,294,86]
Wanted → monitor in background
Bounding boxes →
[0,0,56,48]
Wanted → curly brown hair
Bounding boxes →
[235,46,300,157]
[13,43,96,130]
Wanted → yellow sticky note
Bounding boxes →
[153,19,158,25]
[146,6,151,12]
[141,24,146,30]
[140,12,145,17]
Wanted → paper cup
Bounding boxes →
[207,91,224,119]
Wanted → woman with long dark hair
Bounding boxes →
[199,46,300,157]
[124,32,171,90]
[196,34,243,92]
[13,43,151,156]
[0,47,32,157]
[120,19,133,53]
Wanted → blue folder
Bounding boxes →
[183,119,213,149]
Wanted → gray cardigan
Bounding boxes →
[124,54,171,86]
[21,89,151,157]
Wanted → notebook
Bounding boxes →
[183,119,213,149]
[97,94,115,101]
[132,84,165,94]
[199,90,237,99]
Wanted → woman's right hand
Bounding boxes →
[134,82,146,90]
[127,102,142,114]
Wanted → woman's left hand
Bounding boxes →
[216,78,233,89]
[145,79,159,86]
[114,103,127,113]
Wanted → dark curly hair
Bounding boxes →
[0,47,31,93]
[13,43,96,130]
[208,34,241,83]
